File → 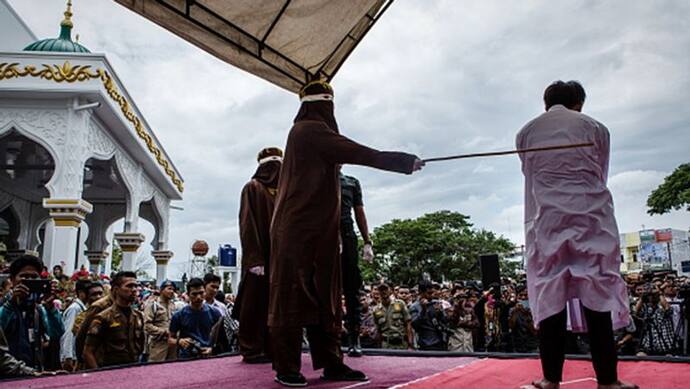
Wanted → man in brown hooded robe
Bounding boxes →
[235,147,283,364]
[268,80,424,387]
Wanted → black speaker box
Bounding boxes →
[479,253,501,289]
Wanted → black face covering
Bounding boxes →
[252,160,281,189]
[293,100,339,133]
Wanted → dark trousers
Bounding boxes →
[237,272,270,359]
[341,229,362,333]
[538,307,618,385]
[269,325,343,375]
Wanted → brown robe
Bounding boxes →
[268,102,417,331]
[235,161,280,359]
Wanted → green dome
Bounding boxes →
[23,1,90,53]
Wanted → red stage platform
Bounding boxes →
[2,354,687,388]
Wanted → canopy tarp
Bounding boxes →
[114,0,394,93]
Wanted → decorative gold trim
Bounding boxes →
[53,218,81,227]
[45,199,80,205]
[0,61,184,193]
[120,245,139,252]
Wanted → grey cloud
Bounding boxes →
[10,0,689,274]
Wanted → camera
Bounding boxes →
[23,279,51,295]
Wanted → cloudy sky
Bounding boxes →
[8,0,690,278]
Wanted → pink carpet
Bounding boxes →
[396,358,689,388]
[1,354,475,389]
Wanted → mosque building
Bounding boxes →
[0,0,183,282]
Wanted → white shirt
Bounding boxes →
[60,299,86,362]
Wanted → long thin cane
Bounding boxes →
[422,142,594,163]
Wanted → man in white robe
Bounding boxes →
[517,80,637,389]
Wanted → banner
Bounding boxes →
[639,242,670,268]
[655,228,673,242]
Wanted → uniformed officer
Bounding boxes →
[339,171,375,357]
[373,284,413,350]
[144,280,177,362]
[83,271,145,368]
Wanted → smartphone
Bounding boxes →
[23,279,51,295]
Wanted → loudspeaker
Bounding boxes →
[479,254,501,289]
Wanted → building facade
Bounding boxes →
[620,228,690,276]
[0,0,182,281]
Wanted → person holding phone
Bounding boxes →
[0,255,64,370]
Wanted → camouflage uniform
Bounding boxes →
[84,304,145,367]
[373,299,411,349]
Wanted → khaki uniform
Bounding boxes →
[373,299,411,349]
[85,304,145,367]
[144,299,176,362]
[75,295,112,366]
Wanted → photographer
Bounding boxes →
[447,295,479,352]
[409,281,447,350]
[0,255,64,370]
[634,283,675,356]
[169,278,222,359]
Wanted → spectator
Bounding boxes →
[447,296,479,352]
[144,280,177,362]
[169,278,222,359]
[0,277,11,305]
[83,271,144,368]
[373,284,413,349]
[410,281,447,351]
[396,287,412,305]
[74,286,112,368]
[0,255,64,370]
[614,314,638,356]
[508,287,538,353]
[359,294,379,348]
[635,284,676,356]
[203,273,227,316]
[1,326,36,377]
[60,279,90,371]
[662,279,684,349]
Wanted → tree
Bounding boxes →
[111,241,122,271]
[647,163,690,215]
[360,210,515,286]
[206,255,219,274]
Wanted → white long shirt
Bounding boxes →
[517,105,630,330]
[59,299,86,362]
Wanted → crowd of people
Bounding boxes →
[0,255,239,377]
[349,273,689,357]
[1,252,687,379]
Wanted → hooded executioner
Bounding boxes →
[235,147,283,364]
[268,80,423,386]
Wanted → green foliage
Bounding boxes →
[360,210,515,286]
[111,240,122,272]
[647,163,690,215]
[206,255,219,274]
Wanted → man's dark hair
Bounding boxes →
[543,80,586,110]
[9,255,43,278]
[88,281,103,291]
[187,277,204,290]
[377,283,390,292]
[75,279,91,295]
[215,290,225,303]
[112,271,137,287]
[203,273,221,286]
